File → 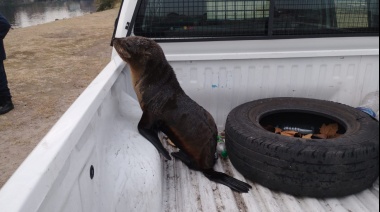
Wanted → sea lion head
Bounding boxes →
[113,36,166,69]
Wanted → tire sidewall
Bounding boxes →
[225,97,379,197]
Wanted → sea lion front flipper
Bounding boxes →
[138,111,171,160]
[203,170,252,193]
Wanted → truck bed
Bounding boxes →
[0,38,378,211]
[108,91,380,212]
[98,79,380,212]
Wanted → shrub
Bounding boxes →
[96,0,121,12]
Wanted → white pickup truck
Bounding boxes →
[0,0,378,211]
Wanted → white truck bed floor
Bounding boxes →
[118,82,379,212]
[114,88,380,212]
[162,143,379,212]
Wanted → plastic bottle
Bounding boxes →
[357,91,379,119]
[216,136,228,159]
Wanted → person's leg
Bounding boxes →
[0,61,11,98]
[0,60,13,114]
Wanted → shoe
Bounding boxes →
[0,99,14,115]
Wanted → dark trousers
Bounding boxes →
[0,60,11,100]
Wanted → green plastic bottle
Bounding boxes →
[216,136,228,159]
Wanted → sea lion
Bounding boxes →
[113,36,251,193]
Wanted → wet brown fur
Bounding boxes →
[113,36,217,170]
[113,37,251,192]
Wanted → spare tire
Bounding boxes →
[225,97,379,197]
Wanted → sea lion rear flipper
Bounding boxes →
[203,170,252,193]
[138,112,171,160]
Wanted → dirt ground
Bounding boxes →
[0,8,119,189]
